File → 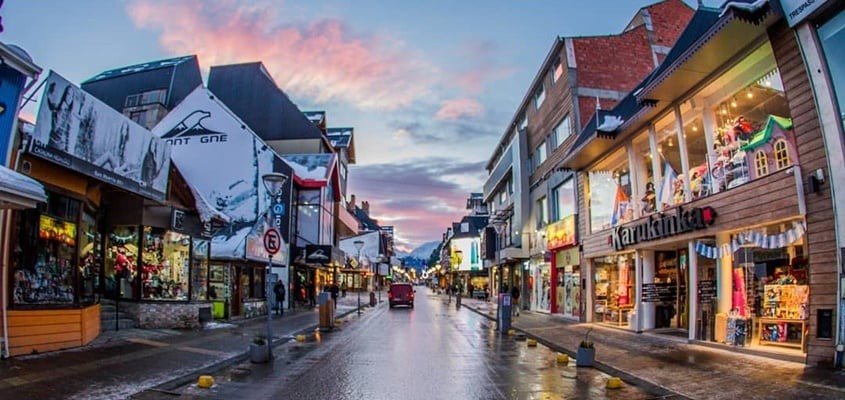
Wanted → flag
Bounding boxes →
[610,183,629,226]
[657,160,677,208]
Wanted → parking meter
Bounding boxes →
[497,293,512,333]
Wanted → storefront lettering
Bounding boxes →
[165,134,228,146]
[610,206,716,251]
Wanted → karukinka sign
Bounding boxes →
[609,206,717,251]
[31,72,171,201]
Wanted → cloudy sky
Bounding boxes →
[3,0,704,252]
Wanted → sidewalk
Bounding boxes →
[456,294,845,400]
[0,292,376,400]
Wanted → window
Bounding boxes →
[755,151,769,177]
[517,113,528,132]
[537,197,548,228]
[106,225,140,300]
[553,115,572,148]
[191,240,210,301]
[654,113,685,208]
[819,10,845,126]
[140,228,189,301]
[535,141,547,167]
[551,56,564,85]
[774,139,791,170]
[528,155,534,174]
[633,131,656,216]
[551,178,575,220]
[125,89,167,108]
[535,84,546,109]
[587,148,631,232]
[125,94,140,108]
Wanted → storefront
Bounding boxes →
[563,3,836,363]
[529,256,551,313]
[547,215,580,320]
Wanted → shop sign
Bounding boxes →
[555,247,580,266]
[779,0,830,27]
[31,72,172,202]
[642,282,679,302]
[547,214,577,251]
[304,245,332,264]
[609,206,716,251]
[698,280,716,302]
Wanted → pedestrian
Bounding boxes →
[510,284,521,316]
[467,282,474,299]
[307,280,316,307]
[273,280,285,317]
[330,282,340,309]
[341,280,347,297]
[484,285,490,303]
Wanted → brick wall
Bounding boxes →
[137,303,203,329]
[647,0,696,48]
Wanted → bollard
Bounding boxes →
[527,338,537,347]
[556,353,569,364]
[606,377,623,389]
[295,335,306,342]
[197,375,215,389]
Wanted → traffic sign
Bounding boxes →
[263,228,281,255]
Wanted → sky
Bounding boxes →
[2,0,707,253]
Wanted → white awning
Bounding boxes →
[0,165,46,209]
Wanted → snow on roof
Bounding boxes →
[211,226,250,260]
[0,165,47,204]
[185,179,231,224]
[596,115,625,133]
[282,154,334,181]
[719,0,767,17]
[326,127,353,148]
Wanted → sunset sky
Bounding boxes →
[3,0,705,252]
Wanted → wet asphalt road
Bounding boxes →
[156,286,662,400]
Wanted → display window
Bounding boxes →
[632,131,656,217]
[653,113,686,209]
[191,239,210,301]
[593,254,635,326]
[556,265,581,319]
[106,226,139,300]
[11,210,78,305]
[141,227,189,301]
[587,148,631,233]
[208,264,227,302]
[534,262,551,312]
[78,210,101,304]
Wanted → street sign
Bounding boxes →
[263,228,281,255]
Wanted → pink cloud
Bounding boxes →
[127,0,435,110]
[454,66,517,95]
[435,98,484,120]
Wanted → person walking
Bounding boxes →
[273,280,285,317]
[341,280,347,297]
[330,282,340,309]
[307,280,316,308]
[510,284,521,316]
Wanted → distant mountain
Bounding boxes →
[394,249,410,259]
[409,241,439,260]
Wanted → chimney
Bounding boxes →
[362,201,370,216]
[348,194,356,212]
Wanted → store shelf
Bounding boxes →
[758,318,804,349]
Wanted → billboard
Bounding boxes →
[30,72,171,201]
[451,237,482,272]
[152,86,288,264]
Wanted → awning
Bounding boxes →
[0,165,46,209]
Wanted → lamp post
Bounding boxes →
[354,240,364,315]
[261,172,288,360]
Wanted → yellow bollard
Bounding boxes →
[197,375,215,389]
[527,338,537,347]
[507,329,516,336]
[556,353,569,364]
[295,334,306,342]
[606,377,623,389]
[334,319,343,326]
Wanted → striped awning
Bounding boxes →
[694,220,806,259]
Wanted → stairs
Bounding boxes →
[100,299,137,331]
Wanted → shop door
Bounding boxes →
[231,266,242,317]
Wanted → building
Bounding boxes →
[483,0,694,315]
[561,0,840,366]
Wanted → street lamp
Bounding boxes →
[261,172,288,360]
[354,240,364,315]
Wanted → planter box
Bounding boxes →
[250,343,270,363]
[576,347,595,367]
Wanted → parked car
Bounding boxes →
[389,283,415,308]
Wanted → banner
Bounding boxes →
[694,221,806,259]
[31,72,171,201]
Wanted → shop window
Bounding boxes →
[191,240,210,301]
[632,131,655,217]
[654,113,685,208]
[587,148,631,232]
[755,151,769,178]
[105,226,139,300]
[774,139,790,170]
[140,227,189,301]
[11,210,78,305]
[679,106,709,200]
[592,254,635,326]
[78,210,101,304]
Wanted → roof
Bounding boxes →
[354,207,381,231]
[281,153,342,200]
[0,165,46,209]
[304,111,326,126]
[741,115,793,151]
[84,55,195,84]
[451,215,489,239]
[326,127,352,148]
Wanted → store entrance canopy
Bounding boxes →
[0,165,46,209]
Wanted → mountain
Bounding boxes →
[409,241,440,260]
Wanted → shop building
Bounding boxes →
[562,2,838,365]
[483,0,695,303]
[546,215,582,319]
[776,0,845,367]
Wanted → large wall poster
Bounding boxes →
[30,72,171,201]
[152,86,287,264]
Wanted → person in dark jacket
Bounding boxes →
[510,284,521,316]
[273,280,285,316]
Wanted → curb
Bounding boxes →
[462,303,690,400]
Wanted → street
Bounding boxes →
[140,287,658,400]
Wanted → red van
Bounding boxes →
[388,283,415,308]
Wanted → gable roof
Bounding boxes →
[84,55,196,84]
